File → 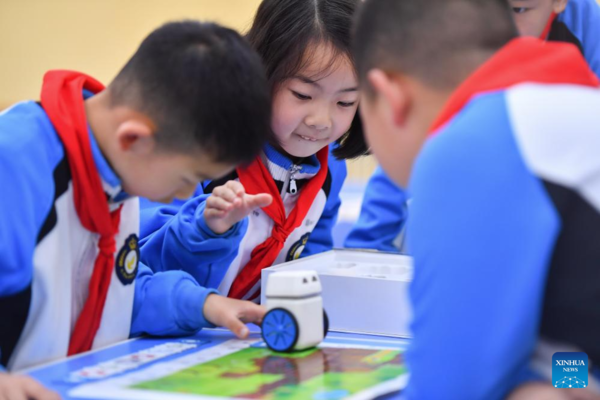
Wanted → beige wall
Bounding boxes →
[0,0,262,109]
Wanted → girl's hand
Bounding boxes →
[204,181,272,235]
[203,294,265,339]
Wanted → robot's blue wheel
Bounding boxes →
[262,308,299,352]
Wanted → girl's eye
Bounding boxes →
[291,90,312,101]
[338,101,356,108]
[512,7,529,14]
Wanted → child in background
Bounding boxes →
[511,0,600,77]
[354,0,599,398]
[139,0,367,301]
[345,0,600,254]
[0,21,271,399]
[344,166,408,253]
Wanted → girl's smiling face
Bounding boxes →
[270,42,359,159]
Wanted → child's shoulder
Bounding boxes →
[555,0,600,78]
[0,100,63,158]
[562,0,600,15]
[323,145,348,199]
[326,145,347,178]
[0,100,66,200]
[1,100,50,128]
[556,0,600,37]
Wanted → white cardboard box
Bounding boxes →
[261,249,413,338]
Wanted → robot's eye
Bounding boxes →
[303,278,308,284]
[312,276,318,282]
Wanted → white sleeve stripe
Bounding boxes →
[506,83,600,211]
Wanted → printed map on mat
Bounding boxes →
[131,346,404,399]
[69,338,407,400]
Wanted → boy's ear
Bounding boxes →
[552,0,568,14]
[367,69,410,127]
[115,120,155,154]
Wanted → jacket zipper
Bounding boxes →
[287,164,301,195]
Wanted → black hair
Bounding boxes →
[246,0,368,160]
[109,21,272,164]
[354,0,518,95]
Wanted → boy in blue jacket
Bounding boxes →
[0,21,272,399]
[345,0,600,254]
[354,0,599,398]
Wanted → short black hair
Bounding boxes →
[246,0,368,160]
[354,0,518,94]
[109,21,272,164]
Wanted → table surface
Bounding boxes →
[24,326,409,400]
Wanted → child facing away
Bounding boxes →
[139,0,368,302]
[344,0,600,254]
[354,0,600,400]
[354,0,600,399]
[0,21,273,399]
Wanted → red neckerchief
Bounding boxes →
[41,70,122,355]
[229,147,329,300]
[540,12,558,40]
[431,37,599,133]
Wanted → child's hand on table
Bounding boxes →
[0,373,61,400]
[203,294,266,339]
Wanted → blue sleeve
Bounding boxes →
[139,194,248,289]
[0,104,61,298]
[130,262,218,337]
[301,149,347,257]
[558,0,600,78]
[139,183,205,239]
[403,94,560,400]
[344,166,408,253]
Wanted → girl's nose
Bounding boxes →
[305,107,332,131]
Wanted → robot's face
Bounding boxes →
[303,274,319,285]
[265,270,323,298]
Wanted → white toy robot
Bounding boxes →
[261,270,329,352]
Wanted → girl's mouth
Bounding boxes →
[296,133,319,142]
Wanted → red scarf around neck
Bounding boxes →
[540,12,557,40]
[229,147,329,300]
[431,37,599,133]
[41,70,123,355]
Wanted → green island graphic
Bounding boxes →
[132,346,405,399]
